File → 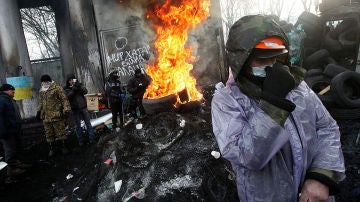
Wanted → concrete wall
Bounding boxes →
[0,0,35,119]
[92,0,227,86]
[22,59,63,118]
[0,0,32,81]
[66,0,104,93]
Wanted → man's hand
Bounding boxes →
[299,179,329,202]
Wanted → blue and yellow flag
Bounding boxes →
[6,76,32,100]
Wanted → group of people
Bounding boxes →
[36,74,97,157]
[0,68,150,180]
[105,68,150,129]
[36,68,150,156]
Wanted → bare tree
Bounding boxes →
[269,0,285,17]
[300,0,313,12]
[220,0,257,41]
[20,6,59,60]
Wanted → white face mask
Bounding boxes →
[251,64,273,77]
[41,82,51,91]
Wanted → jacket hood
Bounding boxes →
[226,15,290,79]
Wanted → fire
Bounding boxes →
[144,0,210,105]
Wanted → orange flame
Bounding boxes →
[144,0,210,104]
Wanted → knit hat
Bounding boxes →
[0,84,15,91]
[40,74,52,82]
[66,74,76,82]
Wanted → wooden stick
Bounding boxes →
[318,85,330,95]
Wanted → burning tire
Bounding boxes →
[143,94,177,115]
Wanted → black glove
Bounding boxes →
[36,111,41,121]
[261,63,296,112]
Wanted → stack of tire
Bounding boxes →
[295,11,360,120]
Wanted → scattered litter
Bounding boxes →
[90,113,112,127]
[136,123,143,130]
[58,196,69,202]
[179,119,186,127]
[72,186,82,201]
[66,174,74,180]
[104,158,113,165]
[114,180,122,193]
[110,151,117,163]
[73,187,80,192]
[211,151,221,159]
[122,187,145,202]
[0,161,8,170]
[115,127,121,132]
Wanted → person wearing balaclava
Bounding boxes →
[211,15,345,202]
[105,70,124,129]
[36,74,71,157]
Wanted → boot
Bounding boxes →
[48,142,55,157]
[61,140,69,155]
[7,166,26,176]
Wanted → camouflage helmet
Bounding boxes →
[226,15,289,79]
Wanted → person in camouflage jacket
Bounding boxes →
[37,74,71,157]
[211,15,345,202]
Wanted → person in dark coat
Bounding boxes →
[105,70,124,129]
[64,75,97,146]
[127,69,150,119]
[0,84,30,177]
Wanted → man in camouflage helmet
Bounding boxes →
[36,74,71,157]
[211,15,345,201]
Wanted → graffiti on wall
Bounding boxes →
[100,25,151,83]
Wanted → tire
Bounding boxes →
[338,28,360,50]
[330,71,360,108]
[303,47,317,59]
[323,32,343,53]
[305,68,323,77]
[323,64,349,78]
[318,93,337,108]
[295,12,321,36]
[143,94,177,115]
[304,49,330,69]
[328,107,360,120]
[328,19,355,39]
[305,74,331,94]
